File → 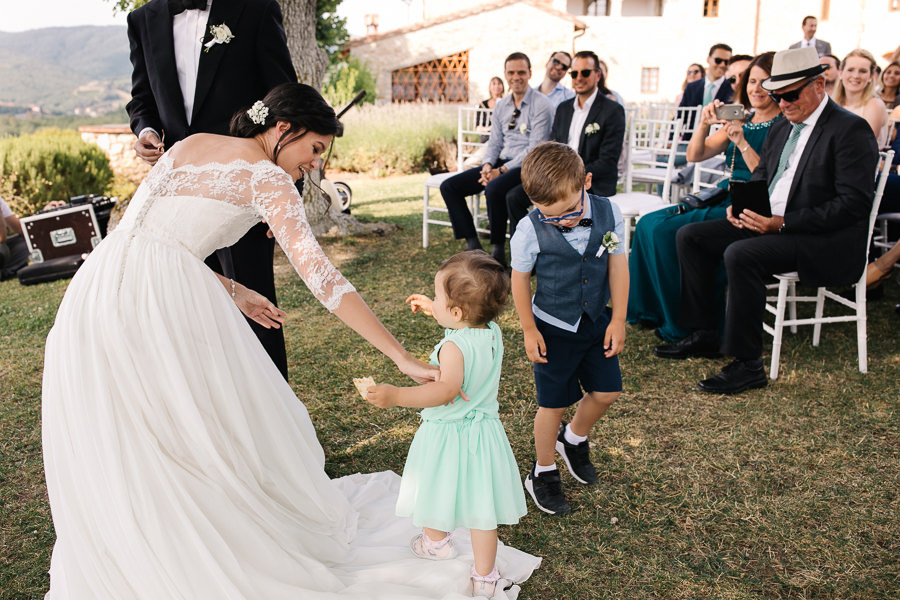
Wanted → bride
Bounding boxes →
[42,83,539,599]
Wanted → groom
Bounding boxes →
[126,0,296,378]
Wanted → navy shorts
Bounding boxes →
[533,309,623,409]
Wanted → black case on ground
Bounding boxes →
[17,254,85,286]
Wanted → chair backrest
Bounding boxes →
[867,150,895,246]
[675,105,702,140]
[625,117,683,201]
[690,154,728,192]
[456,106,493,170]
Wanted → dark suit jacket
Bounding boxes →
[126,0,296,146]
[751,98,878,286]
[550,94,625,197]
[679,77,733,108]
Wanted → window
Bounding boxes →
[890,0,900,11]
[584,0,610,16]
[821,0,830,18]
[391,51,469,103]
[703,0,719,17]
[641,67,659,94]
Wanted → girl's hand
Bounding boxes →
[523,328,548,364]
[604,320,626,357]
[233,282,287,329]
[397,354,440,383]
[366,383,398,408]
[405,294,434,316]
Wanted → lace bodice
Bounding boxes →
[115,153,355,311]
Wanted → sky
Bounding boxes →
[1,0,411,37]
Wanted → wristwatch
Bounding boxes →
[779,220,787,233]
[499,165,508,174]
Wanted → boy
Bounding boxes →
[510,142,628,515]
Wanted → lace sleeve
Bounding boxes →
[249,165,355,311]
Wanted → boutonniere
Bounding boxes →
[585,122,600,136]
[602,231,619,252]
[204,23,234,53]
[518,122,528,135]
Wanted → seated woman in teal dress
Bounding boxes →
[628,51,782,341]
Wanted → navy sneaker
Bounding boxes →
[524,463,571,515]
[555,423,598,485]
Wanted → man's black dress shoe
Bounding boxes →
[697,359,767,394]
[653,330,722,359]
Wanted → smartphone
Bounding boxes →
[715,104,745,121]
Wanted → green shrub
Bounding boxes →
[322,57,377,109]
[328,103,457,176]
[0,129,113,216]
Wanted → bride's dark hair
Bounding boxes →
[230,82,340,139]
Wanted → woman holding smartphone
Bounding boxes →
[628,52,782,343]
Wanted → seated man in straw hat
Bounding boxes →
[654,47,878,394]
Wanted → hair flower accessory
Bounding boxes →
[585,122,600,135]
[247,101,269,125]
[204,23,235,52]
[601,231,619,252]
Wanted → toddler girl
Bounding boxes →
[366,251,527,597]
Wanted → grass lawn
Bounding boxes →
[1,172,898,599]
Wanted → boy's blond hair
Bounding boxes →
[439,251,509,325]
[521,141,585,206]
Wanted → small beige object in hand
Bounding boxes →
[352,376,375,399]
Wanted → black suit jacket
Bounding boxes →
[751,99,879,286]
[126,0,296,146]
[679,77,733,108]
[550,94,625,197]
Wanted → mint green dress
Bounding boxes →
[396,322,527,532]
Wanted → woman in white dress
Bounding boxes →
[42,83,539,599]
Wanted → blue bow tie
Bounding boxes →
[556,218,592,233]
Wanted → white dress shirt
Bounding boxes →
[173,0,212,126]
[802,37,817,49]
[768,93,829,217]
[567,87,599,151]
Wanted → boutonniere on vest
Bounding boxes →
[518,122,528,135]
[204,23,234,53]
[601,231,619,252]
[585,122,600,136]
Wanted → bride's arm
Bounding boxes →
[249,167,437,383]
[214,272,286,329]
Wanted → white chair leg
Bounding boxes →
[770,279,789,380]
[812,287,826,346]
[788,280,798,334]
[423,184,431,249]
[856,282,868,373]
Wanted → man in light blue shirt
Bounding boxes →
[536,51,576,109]
[440,52,554,266]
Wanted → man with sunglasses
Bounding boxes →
[506,50,625,238]
[679,43,734,111]
[656,47,878,394]
[537,51,576,108]
[439,52,553,266]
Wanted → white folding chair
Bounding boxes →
[763,150,894,380]
[422,106,492,248]
[612,117,682,251]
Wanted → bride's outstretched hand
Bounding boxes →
[233,282,287,329]
[397,354,439,384]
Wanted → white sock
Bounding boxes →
[564,424,588,446]
[534,462,557,475]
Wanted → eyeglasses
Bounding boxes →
[767,77,816,104]
[713,57,729,65]
[551,57,571,70]
[687,69,701,75]
[569,69,597,79]
[536,189,584,223]
[507,107,522,130]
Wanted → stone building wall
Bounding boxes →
[78,125,150,184]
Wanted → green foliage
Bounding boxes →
[0,109,130,138]
[0,129,114,216]
[328,104,458,176]
[322,56,376,108]
[316,0,349,64]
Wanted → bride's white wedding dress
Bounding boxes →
[41,154,540,599]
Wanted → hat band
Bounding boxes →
[768,65,826,82]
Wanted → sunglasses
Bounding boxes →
[727,76,737,85]
[767,77,816,104]
[507,107,522,130]
[687,69,702,75]
[551,57,571,70]
[712,57,729,65]
[569,69,597,79]
[537,189,585,224]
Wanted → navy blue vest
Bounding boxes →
[529,194,615,327]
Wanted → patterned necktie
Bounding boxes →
[768,122,807,195]
[556,218,592,233]
[703,81,715,105]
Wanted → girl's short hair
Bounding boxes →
[521,142,584,207]
[439,251,509,325]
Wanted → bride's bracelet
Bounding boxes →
[230,279,236,299]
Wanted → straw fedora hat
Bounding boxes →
[761,47,828,91]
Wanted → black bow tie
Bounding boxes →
[168,0,208,15]
[556,218,592,233]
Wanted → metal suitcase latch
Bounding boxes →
[50,228,77,247]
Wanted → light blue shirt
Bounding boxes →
[510,198,625,332]
[483,87,554,170]
[537,82,575,109]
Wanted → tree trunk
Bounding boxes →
[278,0,394,237]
